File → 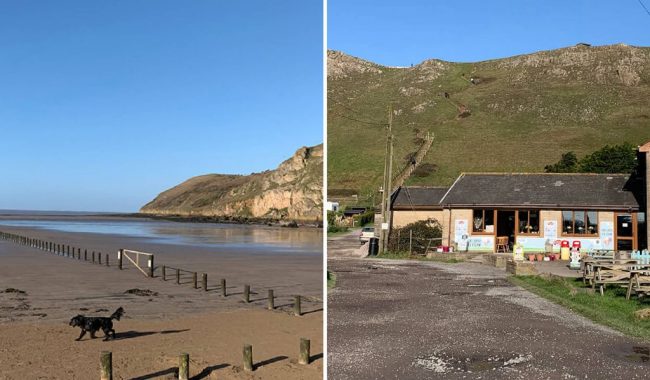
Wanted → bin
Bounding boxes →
[368,237,379,256]
[560,247,570,261]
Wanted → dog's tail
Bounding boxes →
[110,307,124,321]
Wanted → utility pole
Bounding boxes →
[378,104,393,254]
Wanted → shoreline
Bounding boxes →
[0,210,323,229]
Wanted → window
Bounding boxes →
[562,210,598,235]
[518,210,540,234]
[473,209,494,233]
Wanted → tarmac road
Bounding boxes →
[327,232,650,379]
[328,228,368,258]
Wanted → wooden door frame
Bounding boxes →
[614,212,637,251]
[495,209,516,252]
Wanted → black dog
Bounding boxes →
[69,307,124,341]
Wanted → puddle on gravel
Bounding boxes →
[624,346,650,363]
[413,352,532,373]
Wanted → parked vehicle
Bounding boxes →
[360,227,375,243]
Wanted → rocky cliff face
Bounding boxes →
[140,145,323,221]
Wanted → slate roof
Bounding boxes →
[440,173,641,210]
[391,187,448,210]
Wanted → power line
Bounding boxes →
[638,0,650,17]
[327,96,363,114]
[327,96,386,125]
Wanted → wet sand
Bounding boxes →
[0,223,322,379]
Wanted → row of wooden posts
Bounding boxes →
[0,231,110,266]
[100,338,312,380]
[0,231,307,316]
[159,264,303,315]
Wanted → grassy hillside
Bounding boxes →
[327,44,650,203]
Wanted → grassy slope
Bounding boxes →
[328,45,650,203]
[511,275,650,339]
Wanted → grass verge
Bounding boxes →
[327,228,351,237]
[510,275,650,340]
[373,251,464,263]
[327,271,336,289]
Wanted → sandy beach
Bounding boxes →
[0,220,322,379]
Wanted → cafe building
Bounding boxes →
[391,172,646,253]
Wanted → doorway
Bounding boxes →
[615,213,637,251]
[496,210,516,250]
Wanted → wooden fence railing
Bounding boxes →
[0,230,317,317]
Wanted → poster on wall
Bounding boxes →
[467,236,495,251]
[454,219,468,242]
[544,220,557,239]
[600,221,614,250]
[516,237,546,250]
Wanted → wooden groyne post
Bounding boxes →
[221,278,227,297]
[243,344,253,371]
[118,249,123,270]
[193,272,198,289]
[299,338,310,365]
[244,285,250,303]
[202,273,207,291]
[178,352,189,380]
[267,289,274,310]
[148,255,154,278]
[100,351,112,380]
[162,265,166,280]
[294,295,302,316]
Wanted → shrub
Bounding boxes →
[388,218,442,255]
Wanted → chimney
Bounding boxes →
[639,141,650,249]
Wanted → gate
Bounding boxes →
[118,249,155,277]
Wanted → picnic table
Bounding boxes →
[626,269,650,300]
[582,258,636,285]
[585,260,644,296]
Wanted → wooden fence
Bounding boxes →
[0,230,315,316]
[100,338,313,379]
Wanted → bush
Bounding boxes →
[544,152,578,173]
[357,209,375,226]
[388,218,442,255]
[579,143,636,173]
[545,143,636,174]
[327,210,348,233]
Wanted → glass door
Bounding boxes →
[615,213,636,251]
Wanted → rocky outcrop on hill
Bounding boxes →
[140,145,323,221]
[327,50,384,79]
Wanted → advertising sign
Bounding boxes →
[454,219,468,242]
[544,220,557,239]
[600,221,614,250]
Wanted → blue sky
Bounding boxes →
[0,1,323,212]
[328,0,650,66]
